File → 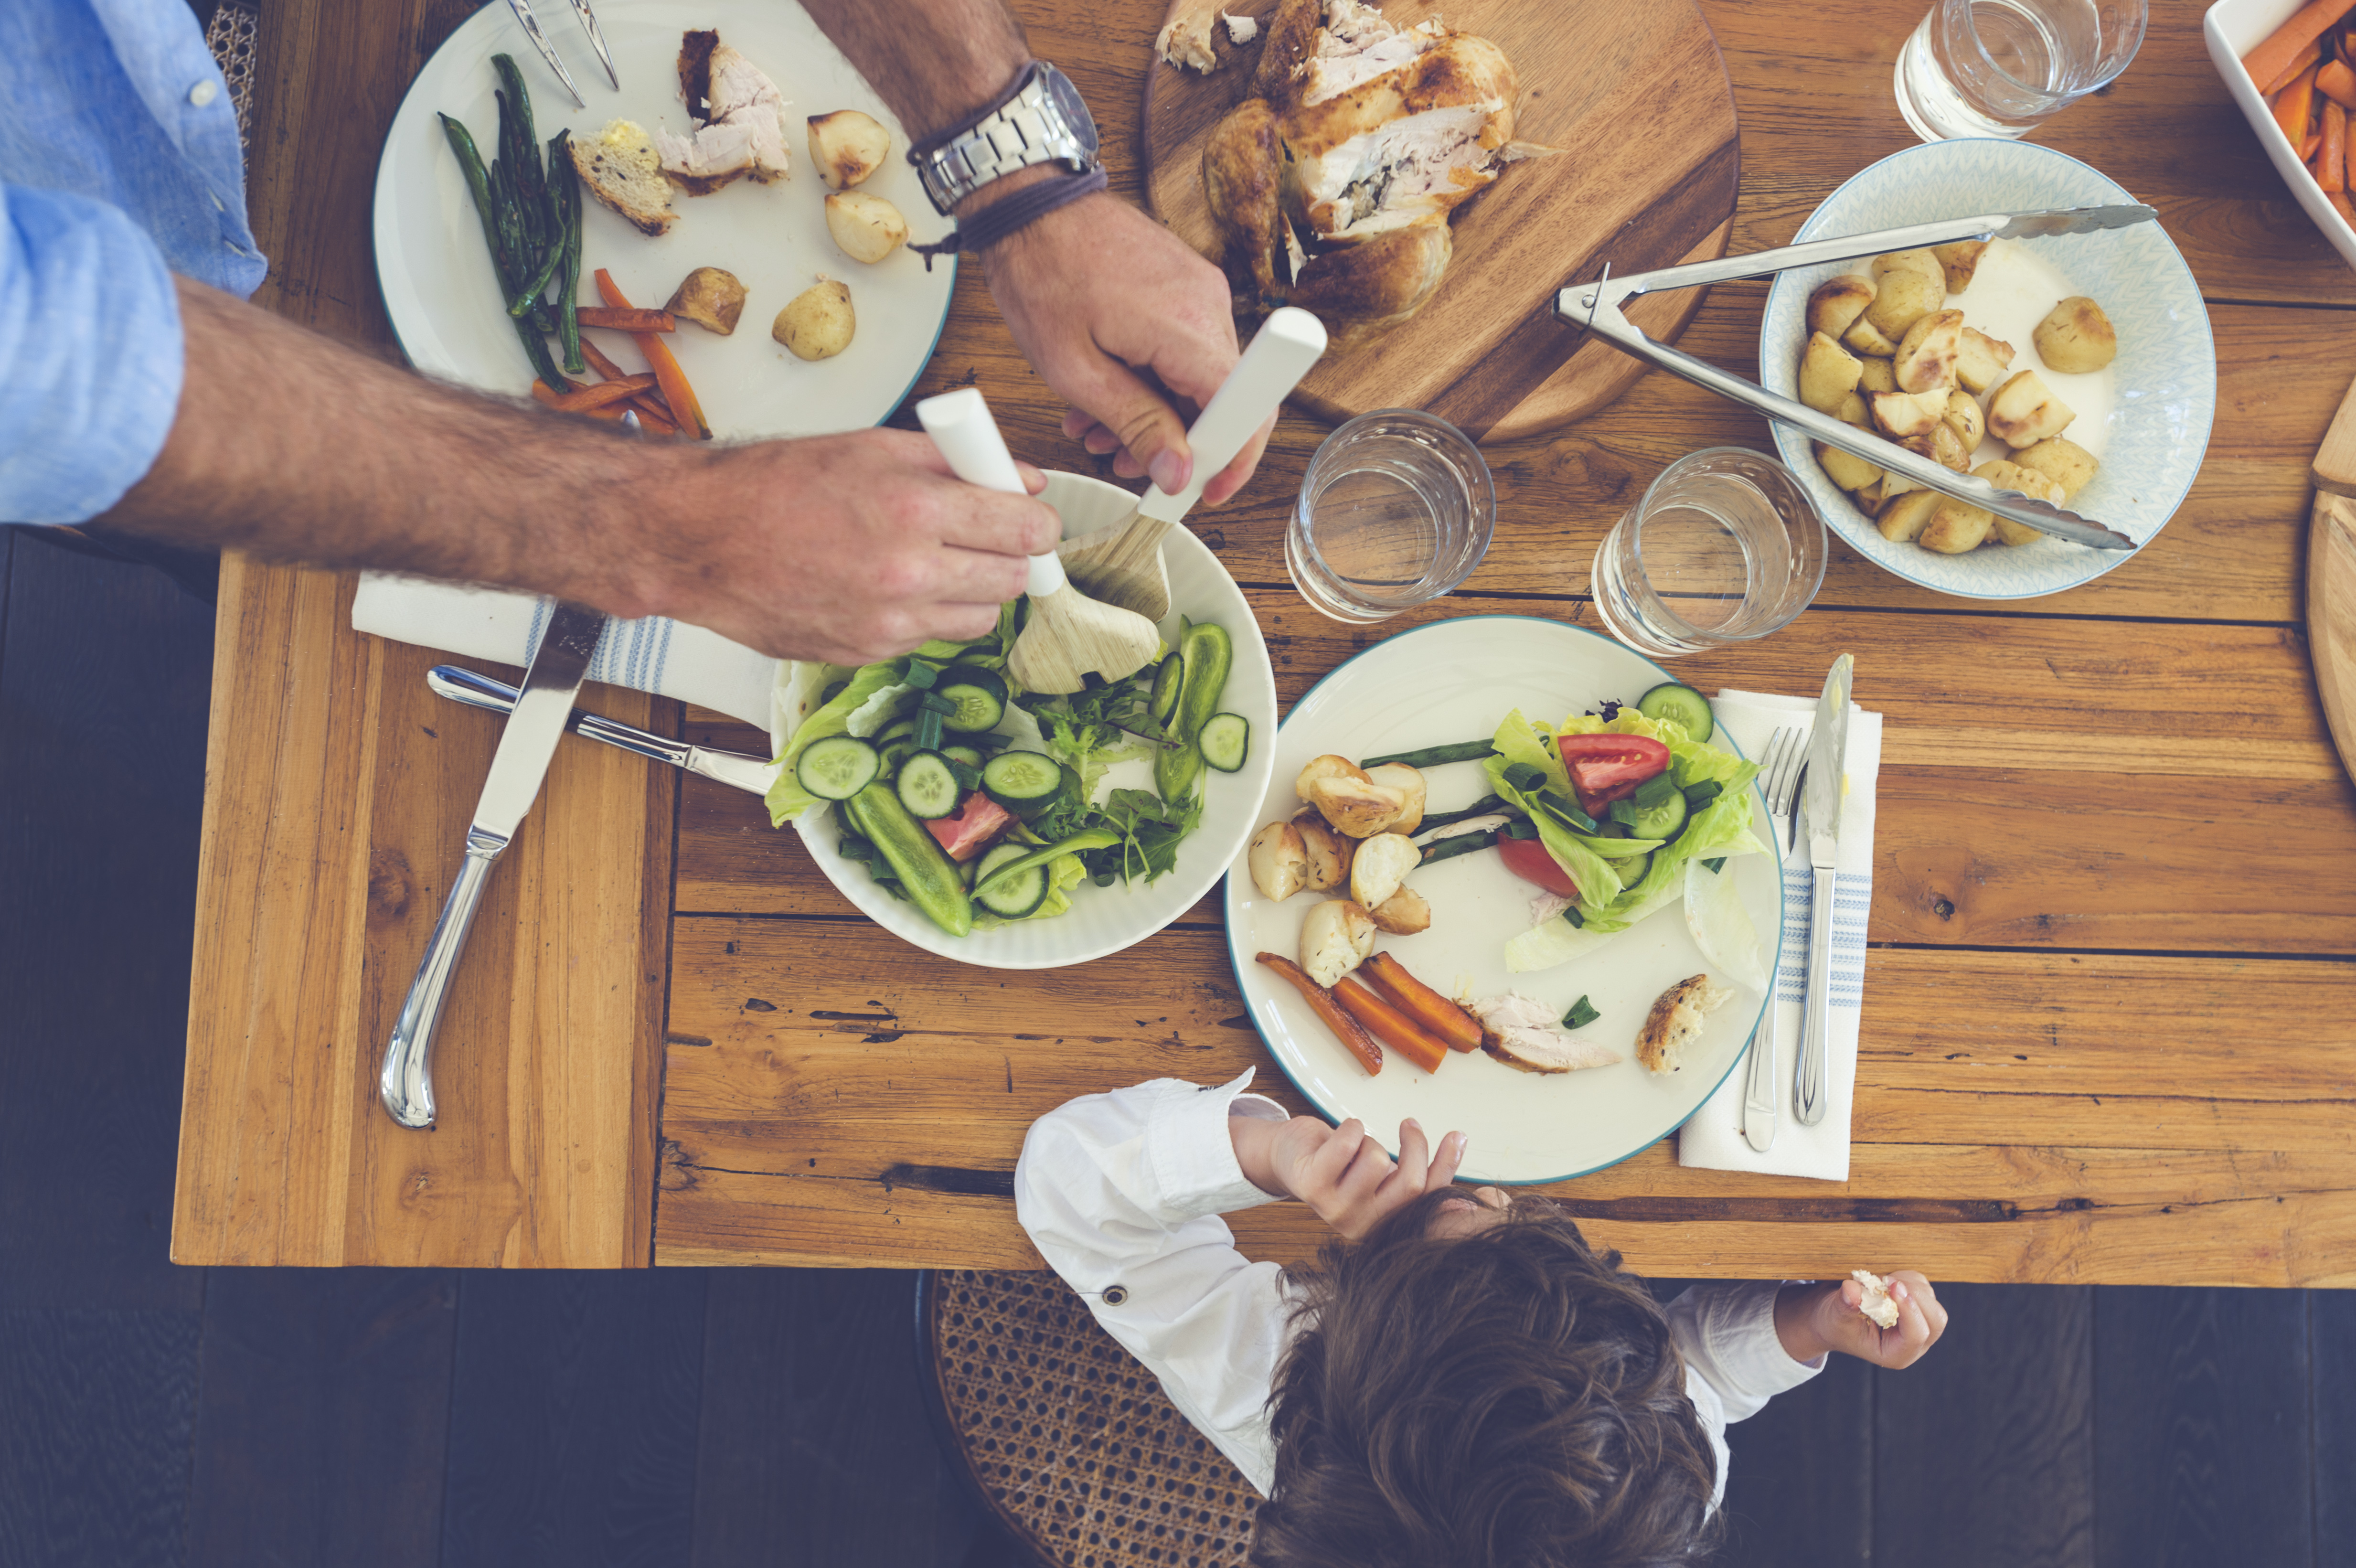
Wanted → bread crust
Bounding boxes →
[1635,973,1730,1075]
[567,133,674,236]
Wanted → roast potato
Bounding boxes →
[1291,809,1354,891]
[2012,435,2100,501]
[1864,266,1944,341]
[1893,309,1963,393]
[2032,296,2117,374]
[1248,821,1308,901]
[1305,775,1408,837]
[1918,498,1995,554]
[665,265,746,335]
[1987,369,2075,447]
[1871,388,1951,438]
[1348,832,1420,912]
[1875,489,1941,543]
[1799,331,1866,414]
[1901,421,1971,473]
[1870,248,1944,284]
[1973,459,2064,545]
[1297,755,1371,798]
[1363,763,1427,836]
[1808,275,1876,340]
[1300,898,1376,988]
[1852,478,1884,511]
[1367,886,1432,936]
[1956,327,2016,395]
[1834,390,1872,428]
[773,278,854,359]
[1842,311,1900,357]
[1857,355,1898,395]
[807,109,890,189]
[1815,441,1883,493]
[1932,240,1987,293]
[825,192,909,263]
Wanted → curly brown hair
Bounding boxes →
[1249,1190,1718,1568]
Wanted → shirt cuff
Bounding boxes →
[1142,1068,1289,1221]
[1727,1280,1828,1387]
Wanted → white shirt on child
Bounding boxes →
[1013,1070,1825,1505]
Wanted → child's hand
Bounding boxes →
[1236,1114,1467,1241]
[1775,1271,1948,1369]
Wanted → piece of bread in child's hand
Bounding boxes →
[1852,1269,1900,1329]
[1635,974,1731,1075]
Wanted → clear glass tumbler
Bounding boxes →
[1893,0,2146,141]
[1288,409,1494,624]
[1589,448,1827,660]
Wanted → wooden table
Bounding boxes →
[176,0,2356,1281]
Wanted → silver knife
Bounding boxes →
[379,603,608,1128]
[1556,206,2159,551]
[426,665,780,797]
[1793,654,1854,1126]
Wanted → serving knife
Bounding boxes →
[1556,206,2158,551]
[426,665,779,797]
[1793,654,1853,1127]
[379,603,608,1128]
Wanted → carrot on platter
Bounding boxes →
[1359,951,1483,1052]
[2244,0,2356,96]
[2324,101,2348,190]
[1332,978,1452,1074]
[2320,56,2356,107]
[2278,64,2322,145]
[595,269,711,439]
[574,307,676,333]
[1257,953,1383,1076]
[2266,36,2325,94]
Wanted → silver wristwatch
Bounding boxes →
[909,61,1102,215]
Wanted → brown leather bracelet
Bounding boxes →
[908,166,1109,269]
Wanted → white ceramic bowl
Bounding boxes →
[786,471,1279,970]
[373,0,956,439]
[2207,0,2356,274]
[1759,139,2215,601]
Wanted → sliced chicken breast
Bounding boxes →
[660,32,790,194]
[1470,992,1622,1074]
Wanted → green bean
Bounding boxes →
[551,129,584,374]
[508,235,565,317]
[511,311,565,391]
[1361,739,1496,769]
[440,113,520,291]
[1415,793,1509,832]
[1419,829,1497,867]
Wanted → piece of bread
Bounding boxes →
[1634,973,1730,1075]
[568,122,674,236]
[1852,1269,1900,1329]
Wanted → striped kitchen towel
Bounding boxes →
[1676,688,1883,1182]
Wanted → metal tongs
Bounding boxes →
[1557,206,2161,551]
[505,0,619,108]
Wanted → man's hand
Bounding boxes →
[982,191,1270,507]
[1774,1271,1948,1370]
[1232,1113,1468,1242]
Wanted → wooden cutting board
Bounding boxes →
[2312,373,2356,786]
[1142,0,1740,443]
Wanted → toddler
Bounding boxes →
[1015,1072,1948,1567]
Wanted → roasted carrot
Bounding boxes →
[544,373,658,412]
[574,307,676,333]
[1257,954,1383,1076]
[1360,952,1483,1052]
[1331,978,1452,1074]
[532,380,626,420]
[627,395,681,436]
[595,269,711,439]
[2320,56,2356,107]
[2332,190,2356,226]
[579,336,632,381]
[2266,36,2325,94]
[2278,64,2322,145]
[2306,129,2326,161]
[2324,101,2348,191]
[2244,0,2356,97]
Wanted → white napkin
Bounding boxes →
[1675,687,1882,1182]
[350,574,784,732]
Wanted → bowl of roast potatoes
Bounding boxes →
[1760,139,2215,601]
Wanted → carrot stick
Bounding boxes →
[2305,130,2325,161]
[2244,0,2356,96]
[2278,65,2322,145]
[595,269,711,439]
[2332,190,2356,225]
[1331,978,1452,1074]
[1257,954,1383,1076]
[2324,101,2348,190]
[579,336,632,381]
[1360,951,1483,1052]
[2321,56,2356,107]
[627,395,681,436]
[574,307,676,333]
[2264,36,2325,95]
[543,374,658,413]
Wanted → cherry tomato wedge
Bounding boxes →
[1556,733,1670,816]
[1497,835,1579,898]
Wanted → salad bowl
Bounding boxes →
[775,471,1278,970]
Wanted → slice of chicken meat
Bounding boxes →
[1469,991,1622,1074]
[1301,0,1447,106]
[659,35,790,191]
[1294,101,1503,239]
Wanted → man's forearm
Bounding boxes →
[799,0,1030,143]
[100,277,686,619]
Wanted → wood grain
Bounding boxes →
[2313,491,2356,788]
[1141,0,1740,437]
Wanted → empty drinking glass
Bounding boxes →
[1288,409,1494,624]
[1589,448,1827,660]
[1894,0,2147,142]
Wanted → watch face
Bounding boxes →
[1043,66,1101,158]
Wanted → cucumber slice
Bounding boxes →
[895,750,962,820]
[981,750,1063,820]
[1635,681,1714,742]
[877,716,918,745]
[1624,789,1689,841]
[794,736,881,801]
[942,744,985,771]
[1611,849,1653,887]
[971,842,1049,919]
[938,667,1008,734]
[1148,652,1184,727]
[878,736,917,777]
[1198,713,1250,773]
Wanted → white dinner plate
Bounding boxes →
[1223,617,1780,1185]
[784,471,1280,971]
[373,0,955,437]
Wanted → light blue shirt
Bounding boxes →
[1,0,266,523]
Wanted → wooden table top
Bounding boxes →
[175,0,2356,1282]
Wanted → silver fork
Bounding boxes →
[506,0,618,109]
[1740,725,1809,1153]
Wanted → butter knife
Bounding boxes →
[1793,654,1853,1127]
[426,665,779,797]
[379,603,608,1128]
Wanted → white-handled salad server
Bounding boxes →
[1557,207,2157,551]
[1057,306,1330,621]
[916,388,1163,695]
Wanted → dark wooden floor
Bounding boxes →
[1,533,2345,1567]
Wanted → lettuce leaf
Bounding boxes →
[1482,757,1626,908]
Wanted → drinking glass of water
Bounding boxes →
[1288,409,1494,624]
[1589,448,1827,660]
[1894,0,2146,141]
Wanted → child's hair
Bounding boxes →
[1249,1189,1718,1568]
